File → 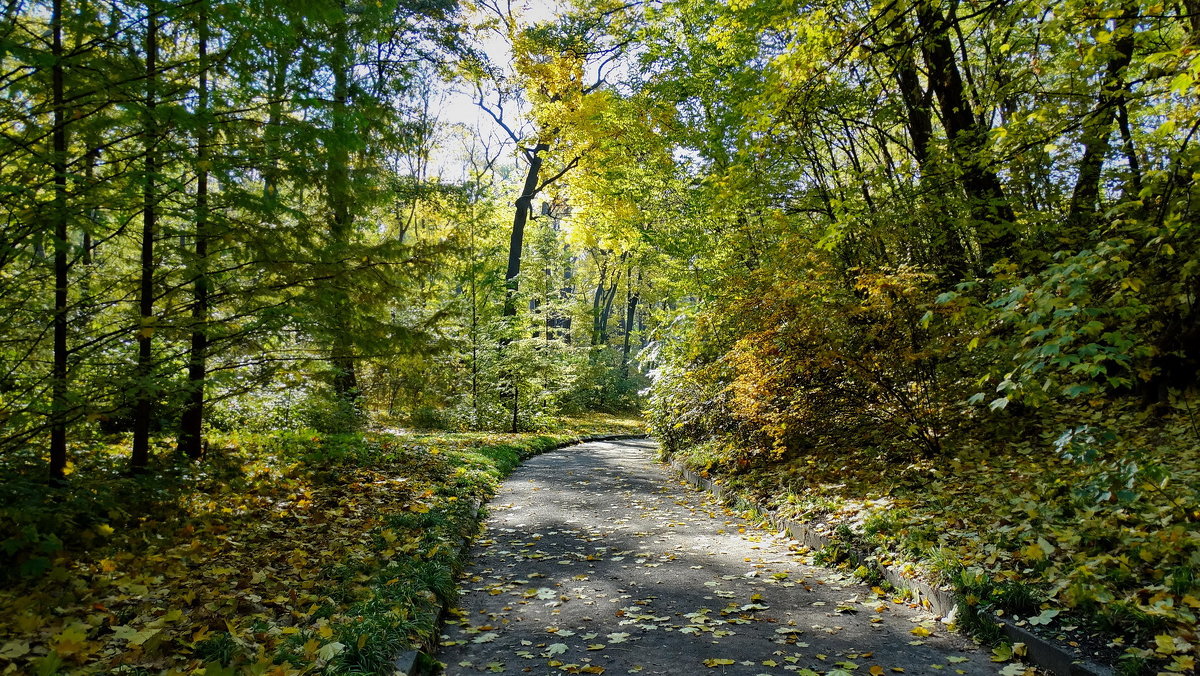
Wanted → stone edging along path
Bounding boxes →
[671,463,1115,676]
[393,433,650,676]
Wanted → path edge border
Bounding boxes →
[670,461,1115,676]
[395,433,650,675]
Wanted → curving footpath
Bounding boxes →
[437,438,1006,675]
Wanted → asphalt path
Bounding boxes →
[437,438,1003,676]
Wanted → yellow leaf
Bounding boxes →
[1155,634,1177,655]
[1170,655,1195,672]
[703,658,736,667]
[870,667,885,675]
[1021,541,1045,562]
[911,626,932,637]
[52,622,89,655]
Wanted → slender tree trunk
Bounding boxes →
[328,14,359,405]
[1186,0,1200,46]
[559,250,573,343]
[469,219,480,428]
[178,0,209,459]
[49,0,69,482]
[591,256,608,345]
[916,0,1015,266]
[502,144,548,433]
[598,280,620,345]
[621,269,639,377]
[888,34,968,273]
[594,259,623,346]
[131,1,158,473]
[894,42,933,168]
[1116,98,1142,199]
[1067,7,1136,239]
[503,144,548,317]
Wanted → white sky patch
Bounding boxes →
[431,0,564,182]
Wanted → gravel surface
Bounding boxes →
[437,439,1003,676]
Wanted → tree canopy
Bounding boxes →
[2,0,1200,672]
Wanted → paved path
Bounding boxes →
[438,439,1001,675]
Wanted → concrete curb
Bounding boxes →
[395,432,649,675]
[671,462,1114,676]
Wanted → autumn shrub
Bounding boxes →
[649,263,977,467]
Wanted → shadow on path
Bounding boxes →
[437,439,1001,676]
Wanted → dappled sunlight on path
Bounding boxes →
[438,439,1001,675]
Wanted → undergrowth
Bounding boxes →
[0,415,643,674]
[662,398,1200,673]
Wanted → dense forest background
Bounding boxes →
[2,0,1200,673]
[1,0,654,478]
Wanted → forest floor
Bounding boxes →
[0,414,643,675]
[666,401,1200,675]
[438,439,1023,676]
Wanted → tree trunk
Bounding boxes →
[502,144,548,433]
[503,144,548,317]
[469,221,480,428]
[1066,7,1136,241]
[131,1,158,473]
[916,0,1015,266]
[621,269,639,377]
[328,14,359,405]
[49,0,69,482]
[178,0,209,459]
[894,42,933,168]
[1187,0,1200,47]
[1115,97,1142,199]
[593,256,623,346]
[888,33,968,274]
